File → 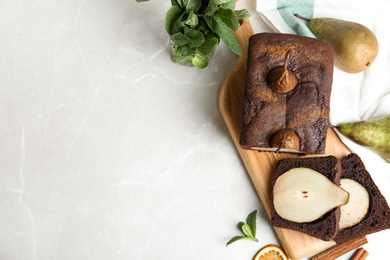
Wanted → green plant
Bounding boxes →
[226,210,258,246]
[135,0,250,69]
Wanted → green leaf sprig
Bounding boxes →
[136,0,251,69]
[226,210,259,246]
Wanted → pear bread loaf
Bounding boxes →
[270,156,342,241]
[239,33,334,154]
[334,153,390,244]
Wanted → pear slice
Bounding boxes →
[339,178,370,229]
[273,167,350,223]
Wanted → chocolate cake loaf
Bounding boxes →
[334,153,390,244]
[240,33,334,154]
[270,156,342,241]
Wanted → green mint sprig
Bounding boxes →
[135,0,251,69]
[226,210,259,246]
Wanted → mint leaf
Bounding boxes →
[204,0,231,16]
[220,0,236,11]
[172,32,189,46]
[204,14,242,55]
[171,0,181,7]
[226,210,259,246]
[178,44,196,56]
[170,54,192,64]
[237,221,246,230]
[165,6,184,34]
[241,223,254,238]
[185,12,199,27]
[246,210,257,237]
[182,0,202,12]
[192,54,209,69]
[217,8,240,31]
[226,236,252,246]
[185,29,205,47]
[234,9,251,19]
[196,36,218,57]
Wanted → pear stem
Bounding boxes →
[276,143,285,153]
[284,50,291,71]
[294,13,311,22]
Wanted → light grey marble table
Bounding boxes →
[1,1,389,259]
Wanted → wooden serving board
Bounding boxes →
[219,19,352,260]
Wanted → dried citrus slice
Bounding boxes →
[253,244,289,260]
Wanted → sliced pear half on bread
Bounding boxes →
[273,167,350,223]
[339,178,370,229]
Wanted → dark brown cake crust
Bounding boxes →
[270,156,342,241]
[240,33,334,154]
[334,153,390,244]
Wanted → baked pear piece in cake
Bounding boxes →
[334,153,390,244]
[240,33,334,154]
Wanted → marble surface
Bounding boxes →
[1,0,389,259]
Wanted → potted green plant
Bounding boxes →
[135,0,250,69]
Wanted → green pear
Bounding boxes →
[295,15,379,73]
[337,115,390,162]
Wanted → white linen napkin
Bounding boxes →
[256,0,390,175]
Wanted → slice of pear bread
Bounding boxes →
[270,156,342,241]
[334,153,390,244]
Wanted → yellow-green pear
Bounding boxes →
[337,115,390,162]
[295,15,379,73]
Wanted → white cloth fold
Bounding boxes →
[256,0,390,175]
